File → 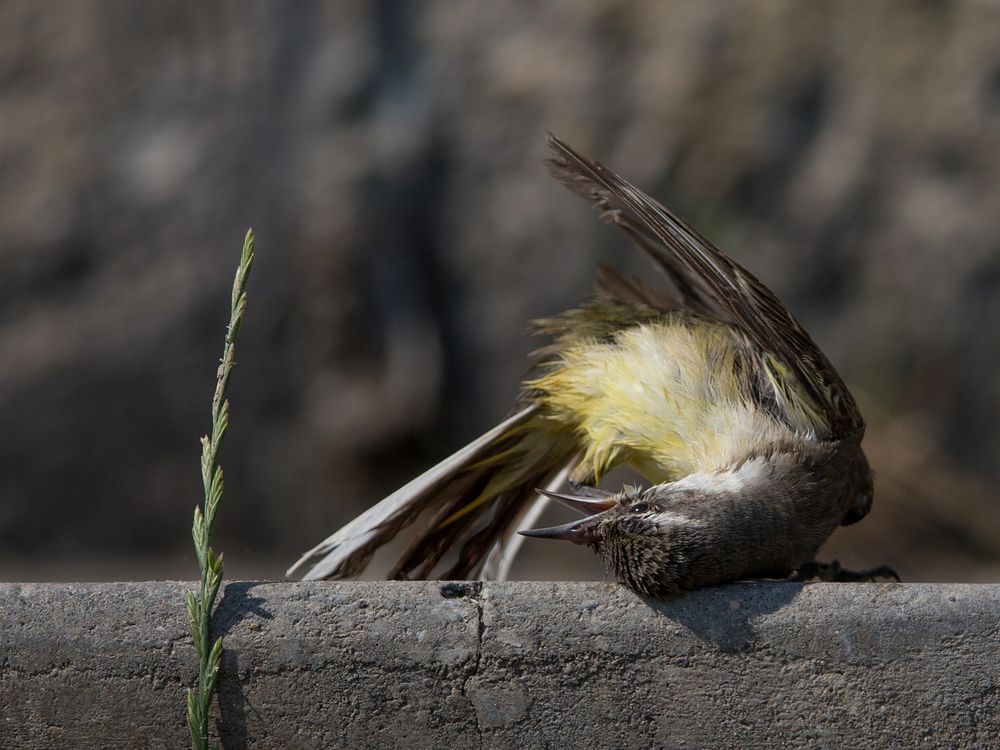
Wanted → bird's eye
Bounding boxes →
[630,503,648,514]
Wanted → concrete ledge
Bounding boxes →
[2,581,998,748]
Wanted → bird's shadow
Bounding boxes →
[642,581,805,653]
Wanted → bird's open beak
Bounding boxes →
[518,512,607,545]
[518,487,616,544]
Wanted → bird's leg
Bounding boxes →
[790,559,901,583]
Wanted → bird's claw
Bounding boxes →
[790,559,901,583]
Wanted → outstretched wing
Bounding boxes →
[546,133,863,440]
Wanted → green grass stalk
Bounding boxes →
[186,229,255,750]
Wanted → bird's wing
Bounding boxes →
[546,133,863,440]
[286,405,541,580]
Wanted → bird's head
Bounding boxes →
[519,485,707,597]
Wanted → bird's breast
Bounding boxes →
[529,318,801,481]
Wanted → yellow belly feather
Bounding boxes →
[529,318,797,482]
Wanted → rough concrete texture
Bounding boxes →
[1,581,998,749]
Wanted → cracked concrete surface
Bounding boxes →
[2,582,999,748]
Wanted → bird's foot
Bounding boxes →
[790,559,901,583]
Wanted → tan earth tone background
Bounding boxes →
[2,1,999,584]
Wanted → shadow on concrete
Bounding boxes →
[643,582,805,653]
[212,581,273,750]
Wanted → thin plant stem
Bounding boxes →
[186,229,254,750]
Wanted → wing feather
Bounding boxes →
[546,133,863,439]
[286,405,539,580]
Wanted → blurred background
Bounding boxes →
[2,1,999,584]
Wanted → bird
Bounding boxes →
[287,133,892,597]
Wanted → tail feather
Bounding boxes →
[480,463,571,581]
[287,405,542,581]
[440,466,562,580]
[387,451,573,580]
[387,469,495,580]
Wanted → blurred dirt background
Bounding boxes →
[2,1,999,583]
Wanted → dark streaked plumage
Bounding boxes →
[523,442,871,597]
[287,134,876,595]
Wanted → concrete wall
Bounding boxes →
[2,581,997,748]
